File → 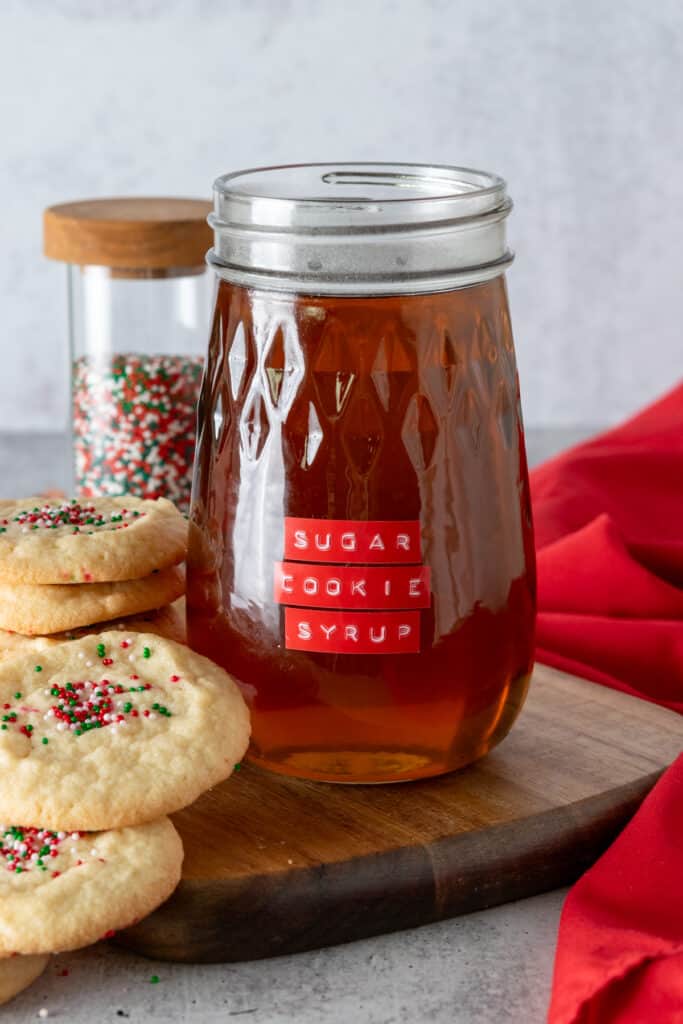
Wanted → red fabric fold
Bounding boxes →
[547,755,683,1024]
[531,382,683,1024]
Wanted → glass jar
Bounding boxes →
[44,198,213,512]
[188,163,536,783]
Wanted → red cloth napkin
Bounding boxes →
[531,382,683,1023]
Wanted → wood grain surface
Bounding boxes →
[43,197,211,270]
[117,664,683,963]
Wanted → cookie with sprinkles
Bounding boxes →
[0,565,185,636]
[0,633,54,664]
[55,597,187,645]
[0,496,187,584]
[0,817,182,956]
[0,954,49,1005]
[0,632,249,830]
[0,599,187,662]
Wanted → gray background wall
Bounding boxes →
[1,0,681,431]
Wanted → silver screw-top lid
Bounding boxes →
[209,162,513,296]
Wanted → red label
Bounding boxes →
[285,609,421,654]
[283,518,422,564]
[274,562,431,610]
[279,517,427,654]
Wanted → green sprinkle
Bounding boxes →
[143,647,151,659]
[1,725,6,731]
[74,728,82,736]
[123,702,132,713]
[150,975,160,984]
[13,692,21,700]
[97,643,106,657]
[34,665,42,673]
[42,737,49,745]
[25,724,33,732]
[234,762,242,771]
[14,866,22,874]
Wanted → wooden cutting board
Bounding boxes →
[117,664,683,963]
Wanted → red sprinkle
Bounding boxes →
[102,658,114,666]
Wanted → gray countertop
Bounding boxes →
[2,427,594,1024]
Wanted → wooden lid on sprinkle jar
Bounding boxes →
[43,197,212,274]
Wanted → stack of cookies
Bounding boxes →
[0,497,189,658]
[0,498,251,1005]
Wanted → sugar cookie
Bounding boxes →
[0,565,185,636]
[0,600,187,662]
[0,818,182,955]
[0,497,186,584]
[0,954,49,1005]
[0,632,249,830]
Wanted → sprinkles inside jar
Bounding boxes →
[72,353,203,513]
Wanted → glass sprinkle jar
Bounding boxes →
[44,198,213,512]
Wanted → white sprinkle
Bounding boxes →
[78,652,85,660]
[38,1009,49,1019]
[85,661,93,668]
[90,848,98,857]
[56,723,67,732]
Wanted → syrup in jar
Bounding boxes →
[188,164,536,783]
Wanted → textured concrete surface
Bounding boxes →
[1,0,682,431]
[7,891,567,1024]
[0,428,578,1021]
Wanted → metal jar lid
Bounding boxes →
[208,162,513,296]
